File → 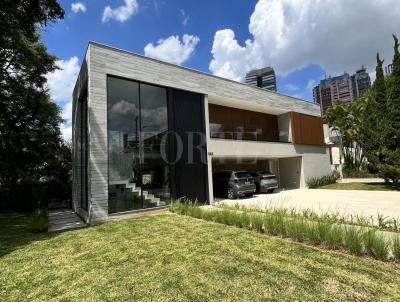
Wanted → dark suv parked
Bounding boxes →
[213,171,256,199]
[249,171,278,193]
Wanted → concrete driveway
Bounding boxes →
[217,188,400,219]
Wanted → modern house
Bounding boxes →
[72,42,331,224]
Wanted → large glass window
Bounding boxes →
[140,83,170,208]
[107,77,170,213]
[209,104,279,142]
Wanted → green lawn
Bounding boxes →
[1,213,400,301]
[319,182,400,191]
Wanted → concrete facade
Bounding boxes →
[72,41,331,224]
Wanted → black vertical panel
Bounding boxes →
[168,88,208,203]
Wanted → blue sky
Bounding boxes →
[43,0,400,139]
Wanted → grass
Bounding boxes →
[1,213,400,301]
[319,182,400,191]
[216,203,400,233]
[172,202,399,261]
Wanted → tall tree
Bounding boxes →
[359,54,386,171]
[378,35,400,183]
[0,1,66,211]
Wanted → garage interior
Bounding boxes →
[211,157,302,191]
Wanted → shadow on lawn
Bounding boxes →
[0,213,58,258]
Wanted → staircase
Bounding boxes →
[109,180,166,207]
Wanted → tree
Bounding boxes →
[325,101,364,170]
[0,1,66,211]
[359,54,386,172]
[378,35,400,183]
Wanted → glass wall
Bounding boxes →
[209,104,279,142]
[140,83,170,208]
[107,76,170,213]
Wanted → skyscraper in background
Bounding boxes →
[351,66,371,100]
[313,67,371,116]
[245,67,277,91]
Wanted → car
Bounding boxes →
[212,171,256,199]
[248,171,278,193]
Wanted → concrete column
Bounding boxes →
[203,95,214,204]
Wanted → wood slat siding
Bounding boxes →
[209,104,279,141]
[290,112,325,146]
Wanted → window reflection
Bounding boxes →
[107,77,170,214]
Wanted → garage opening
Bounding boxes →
[211,156,302,194]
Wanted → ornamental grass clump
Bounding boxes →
[250,213,264,232]
[362,229,389,261]
[344,227,364,256]
[285,219,307,242]
[325,225,344,250]
[393,236,400,262]
[239,211,251,228]
[371,235,390,261]
[170,201,398,263]
[306,222,320,245]
[264,213,285,236]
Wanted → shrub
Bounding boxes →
[30,208,48,233]
[306,171,340,188]
[344,227,364,255]
[392,236,400,262]
[342,166,376,178]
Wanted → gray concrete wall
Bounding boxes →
[72,57,89,222]
[88,42,321,117]
[279,157,302,188]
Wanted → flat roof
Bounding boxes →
[87,41,316,107]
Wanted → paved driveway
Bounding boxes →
[217,189,400,219]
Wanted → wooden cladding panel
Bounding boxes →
[290,112,325,146]
[209,104,279,142]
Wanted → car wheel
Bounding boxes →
[267,189,275,193]
[245,193,253,198]
[227,187,236,199]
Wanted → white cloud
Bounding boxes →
[210,0,400,82]
[71,2,86,13]
[102,0,138,23]
[46,57,80,141]
[46,57,80,102]
[144,34,200,65]
[61,125,72,142]
[180,9,189,26]
[307,79,316,90]
[284,84,300,91]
